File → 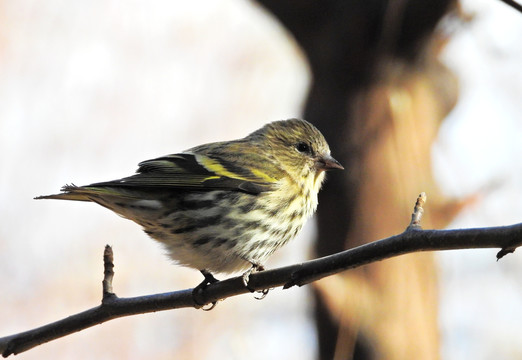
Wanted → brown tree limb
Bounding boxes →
[1,196,522,357]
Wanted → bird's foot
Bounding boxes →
[242,264,270,300]
[192,269,219,310]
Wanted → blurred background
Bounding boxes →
[0,0,521,359]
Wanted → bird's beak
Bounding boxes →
[315,154,344,171]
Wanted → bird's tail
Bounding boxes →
[34,184,120,202]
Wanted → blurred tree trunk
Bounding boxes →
[257,1,466,359]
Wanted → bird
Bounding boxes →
[36,118,343,288]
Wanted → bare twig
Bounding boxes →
[1,197,522,357]
[102,245,115,299]
[408,192,427,229]
[498,0,522,14]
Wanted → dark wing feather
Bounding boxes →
[88,153,277,195]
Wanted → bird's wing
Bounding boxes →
[89,153,279,195]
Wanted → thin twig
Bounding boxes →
[102,245,115,299]
[498,0,522,13]
[408,192,426,229]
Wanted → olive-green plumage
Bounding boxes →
[36,119,343,275]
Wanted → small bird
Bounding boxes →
[36,119,343,285]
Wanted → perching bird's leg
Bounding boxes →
[199,269,219,286]
[242,263,270,299]
[192,269,219,310]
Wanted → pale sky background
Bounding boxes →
[0,0,521,359]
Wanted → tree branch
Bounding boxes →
[1,194,522,357]
[498,0,522,14]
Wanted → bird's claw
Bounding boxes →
[242,264,270,299]
[192,269,219,310]
[254,288,270,300]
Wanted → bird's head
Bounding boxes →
[250,119,343,186]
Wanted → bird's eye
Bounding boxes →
[295,141,312,154]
